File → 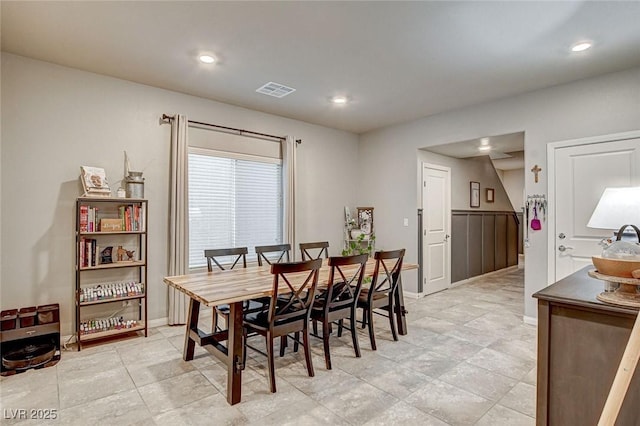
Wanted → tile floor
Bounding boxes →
[1,267,536,425]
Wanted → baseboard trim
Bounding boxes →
[148,317,168,328]
[404,291,426,299]
[523,315,538,326]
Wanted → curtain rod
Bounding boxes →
[161,114,286,142]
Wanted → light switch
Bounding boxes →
[403,218,409,227]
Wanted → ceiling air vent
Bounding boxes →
[256,82,296,98]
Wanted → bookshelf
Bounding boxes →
[75,197,148,350]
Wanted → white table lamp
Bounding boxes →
[587,186,640,239]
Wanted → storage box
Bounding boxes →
[18,306,37,327]
[1,309,18,331]
[100,218,123,232]
[37,304,60,325]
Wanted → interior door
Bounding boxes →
[553,137,640,281]
[422,163,451,295]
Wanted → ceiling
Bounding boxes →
[2,1,640,134]
[423,132,525,170]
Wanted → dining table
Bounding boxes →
[163,257,417,405]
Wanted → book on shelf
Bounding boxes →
[79,205,89,232]
[80,202,144,233]
[80,238,101,267]
[80,166,111,197]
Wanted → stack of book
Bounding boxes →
[80,166,111,197]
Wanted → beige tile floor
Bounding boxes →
[1,267,536,425]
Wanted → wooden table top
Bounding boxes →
[164,259,417,307]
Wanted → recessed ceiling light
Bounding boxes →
[571,42,592,52]
[332,96,348,105]
[199,55,216,64]
[480,138,490,145]
[478,145,492,152]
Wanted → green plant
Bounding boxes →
[342,233,375,283]
[342,232,376,257]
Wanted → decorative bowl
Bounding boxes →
[592,256,640,278]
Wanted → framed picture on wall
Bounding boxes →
[486,188,495,203]
[470,181,480,208]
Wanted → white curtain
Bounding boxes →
[282,136,297,260]
[168,114,189,325]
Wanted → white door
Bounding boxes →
[422,163,451,295]
[551,135,640,282]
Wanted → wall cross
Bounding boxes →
[531,164,542,183]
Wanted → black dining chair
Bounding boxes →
[311,253,368,369]
[204,247,264,331]
[255,244,291,266]
[243,258,322,393]
[357,249,405,350]
[299,241,329,260]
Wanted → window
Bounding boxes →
[188,149,283,268]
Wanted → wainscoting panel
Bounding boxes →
[451,210,519,283]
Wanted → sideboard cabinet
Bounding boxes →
[533,267,639,425]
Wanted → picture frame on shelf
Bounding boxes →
[356,207,374,234]
[486,188,495,203]
[470,182,480,208]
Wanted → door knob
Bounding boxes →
[558,245,574,252]
[443,234,450,242]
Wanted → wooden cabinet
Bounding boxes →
[75,198,148,350]
[534,267,640,425]
[451,210,519,283]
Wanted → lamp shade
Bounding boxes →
[587,187,640,230]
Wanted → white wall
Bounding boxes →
[358,66,640,318]
[0,53,360,335]
[501,169,525,211]
[419,151,514,211]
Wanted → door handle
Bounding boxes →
[558,245,574,252]
[443,234,450,243]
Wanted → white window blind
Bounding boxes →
[188,150,283,268]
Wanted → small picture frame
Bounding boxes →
[486,188,495,203]
[357,207,374,234]
[470,182,480,208]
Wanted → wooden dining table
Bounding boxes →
[163,258,417,405]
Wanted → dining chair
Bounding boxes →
[205,247,247,271]
[255,243,291,266]
[205,247,263,331]
[311,253,368,369]
[299,241,329,260]
[243,258,322,393]
[357,249,405,350]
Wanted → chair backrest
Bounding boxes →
[204,247,248,272]
[368,249,405,300]
[268,259,322,325]
[322,254,368,313]
[299,241,330,260]
[255,243,291,266]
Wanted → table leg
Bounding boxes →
[183,298,200,361]
[395,277,408,335]
[227,301,244,405]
